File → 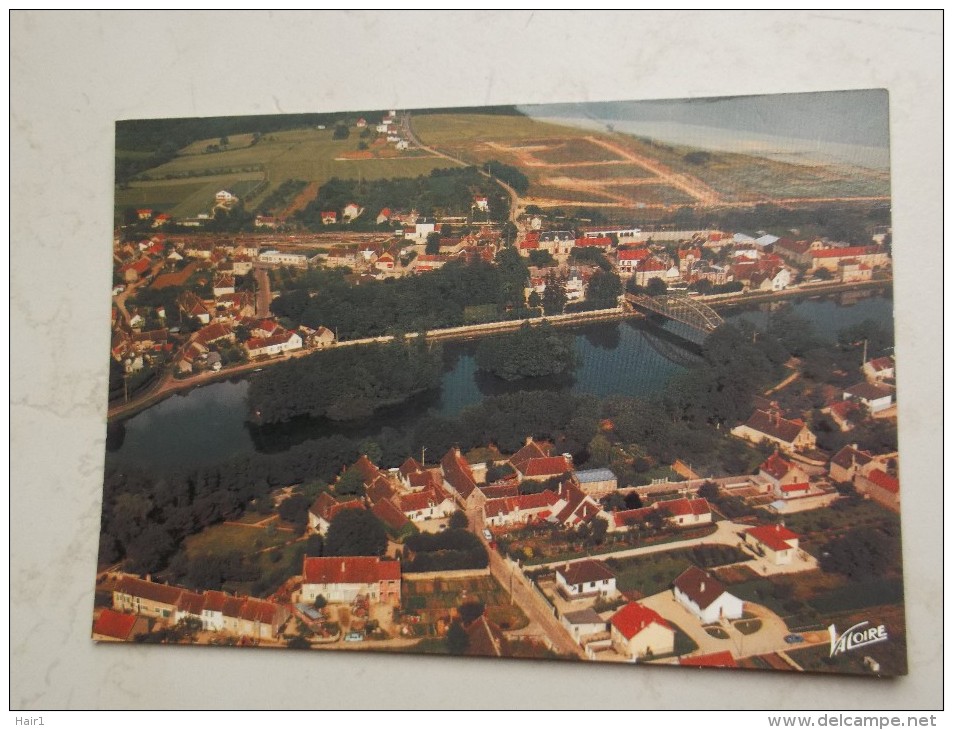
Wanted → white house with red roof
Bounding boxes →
[246,330,302,358]
[482,489,564,528]
[440,447,479,506]
[616,248,651,276]
[555,559,618,599]
[843,382,895,414]
[609,602,675,660]
[758,452,811,499]
[672,566,743,624]
[863,356,895,382]
[307,493,365,535]
[473,195,489,212]
[397,484,455,522]
[321,211,338,225]
[92,608,148,641]
[633,257,669,288]
[744,524,801,566]
[300,556,401,606]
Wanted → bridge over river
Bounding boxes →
[625,292,725,344]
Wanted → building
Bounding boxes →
[855,468,900,513]
[744,524,801,565]
[731,409,817,453]
[609,602,675,660]
[92,609,147,641]
[246,330,303,358]
[863,356,895,382]
[672,566,743,624]
[573,468,618,495]
[307,493,365,535]
[300,556,401,606]
[258,250,314,268]
[113,576,182,621]
[829,445,876,483]
[757,452,811,499]
[843,382,895,414]
[560,608,607,645]
[555,559,618,599]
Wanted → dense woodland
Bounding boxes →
[475,322,577,381]
[295,167,509,230]
[247,339,443,423]
[273,251,532,339]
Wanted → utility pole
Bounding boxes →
[421,446,426,468]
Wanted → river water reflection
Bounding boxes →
[107,290,892,472]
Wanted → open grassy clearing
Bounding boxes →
[601,183,696,205]
[528,137,626,165]
[411,113,591,147]
[179,132,257,155]
[183,522,291,557]
[604,544,750,597]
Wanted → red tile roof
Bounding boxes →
[813,246,879,259]
[303,556,400,585]
[480,483,520,500]
[93,609,139,640]
[441,448,477,499]
[523,455,571,478]
[203,591,227,612]
[612,507,654,528]
[617,248,651,261]
[574,236,612,248]
[177,591,205,614]
[830,445,874,470]
[679,651,738,668]
[866,469,899,494]
[844,382,894,401]
[509,439,550,475]
[371,499,410,531]
[660,497,710,518]
[610,602,671,640]
[780,482,810,494]
[747,524,799,552]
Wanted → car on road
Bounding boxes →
[784,634,804,644]
[482,529,493,541]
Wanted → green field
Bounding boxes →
[403,575,528,631]
[605,544,750,596]
[410,113,591,147]
[183,523,291,557]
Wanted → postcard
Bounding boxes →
[97,90,904,676]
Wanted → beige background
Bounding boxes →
[10,11,942,709]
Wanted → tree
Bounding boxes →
[542,272,567,315]
[286,635,312,650]
[820,526,897,580]
[313,594,327,609]
[448,510,468,529]
[646,277,668,296]
[586,269,623,309]
[277,493,311,534]
[458,601,485,625]
[425,231,442,255]
[446,620,470,654]
[325,509,388,557]
[333,124,350,140]
[698,480,720,502]
[219,136,230,149]
[528,249,555,267]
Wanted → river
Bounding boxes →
[106,290,893,472]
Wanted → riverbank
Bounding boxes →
[106,277,891,423]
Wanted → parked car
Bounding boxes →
[482,529,493,541]
[784,634,804,644]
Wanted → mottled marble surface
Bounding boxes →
[10,10,942,710]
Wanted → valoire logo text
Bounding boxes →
[828,621,888,657]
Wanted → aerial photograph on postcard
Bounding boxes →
[97,90,904,676]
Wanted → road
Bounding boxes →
[467,503,585,659]
[403,113,524,228]
[253,265,272,317]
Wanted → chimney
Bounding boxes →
[341,561,346,574]
[700,581,706,593]
[525,435,534,446]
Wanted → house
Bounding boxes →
[300,556,401,606]
[298,325,335,349]
[758,452,811,499]
[843,382,895,413]
[473,195,489,212]
[824,399,863,432]
[376,208,393,225]
[413,254,449,273]
[855,468,900,513]
[355,118,367,128]
[321,211,338,225]
[672,566,743,624]
[113,576,183,621]
[258,250,313,267]
[609,602,675,660]
[864,356,895,382]
[246,330,303,358]
[255,215,278,229]
[633,257,669,288]
[215,190,239,205]
[573,468,618,495]
[212,274,236,297]
[829,445,876,483]
[92,608,147,641]
[616,248,651,276]
[120,256,153,283]
[440,447,479,504]
[555,559,618,599]
[659,497,712,527]
[342,203,362,221]
[575,236,613,251]
[397,484,456,522]
[464,615,510,658]
[838,259,873,283]
[731,409,817,453]
[538,230,576,257]
[375,252,396,272]
[153,213,171,227]
[553,478,606,528]
[811,245,889,272]
[744,524,801,565]
[308,493,365,535]
[560,608,607,645]
[482,489,563,528]
[136,208,153,220]
[370,498,410,533]
[397,456,424,488]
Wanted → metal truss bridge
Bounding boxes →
[626,293,725,338]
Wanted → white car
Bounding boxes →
[482,529,493,541]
